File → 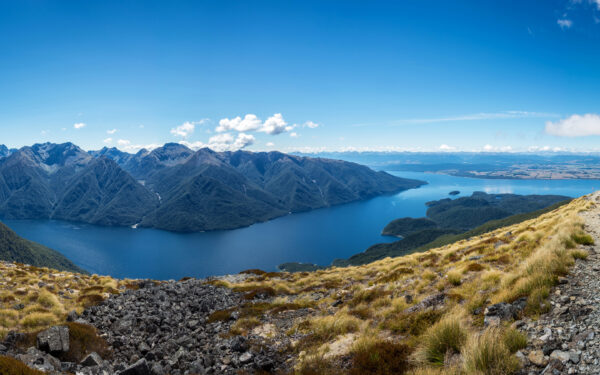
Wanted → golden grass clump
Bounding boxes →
[415,314,467,365]
[0,355,45,375]
[462,329,520,375]
[19,312,58,329]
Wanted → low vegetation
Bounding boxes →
[0,262,136,337]
[220,194,595,374]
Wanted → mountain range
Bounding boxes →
[0,142,424,232]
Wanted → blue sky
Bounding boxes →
[1,0,600,153]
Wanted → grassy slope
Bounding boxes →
[216,194,594,374]
[0,221,85,273]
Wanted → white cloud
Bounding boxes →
[439,144,456,151]
[290,132,299,138]
[215,113,314,136]
[216,114,262,133]
[557,19,573,28]
[266,142,275,147]
[117,139,131,146]
[107,129,117,134]
[74,122,86,129]
[40,130,48,135]
[208,133,235,144]
[103,138,113,144]
[482,144,513,152]
[180,133,255,152]
[259,113,289,135]
[170,121,196,138]
[545,114,600,137]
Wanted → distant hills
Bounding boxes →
[0,220,85,273]
[0,142,424,232]
[331,192,571,267]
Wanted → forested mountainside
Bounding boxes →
[0,142,424,232]
[0,220,84,273]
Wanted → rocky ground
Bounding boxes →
[1,275,314,374]
[517,192,600,375]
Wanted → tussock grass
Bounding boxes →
[348,336,411,375]
[19,312,58,328]
[0,355,45,375]
[502,327,528,353]
[415,314,467,365]
[463,328,520,375]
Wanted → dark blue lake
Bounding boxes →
[5,172,600,280]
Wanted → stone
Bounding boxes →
[239,351,253,364]
[66,310,79,322]
[528,350,547,367]
[36,326,70,354]
[405,293,445,313]
[81,351,103,367]
[550,350,571,363]
[119,358,151,375]
[231,336,248,352]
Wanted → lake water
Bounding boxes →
[5,172,600,280]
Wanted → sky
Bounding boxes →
[1,0,600,153]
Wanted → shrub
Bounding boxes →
[349,338,411,375]
[571,249,589,260]
[416,316,467,365]
[77,293,105,308]
[37,290,60,309]
[60,322,111,362]
[307,313,362,341]
[230,317,261,335]
[447,271,462,286]
[502,328,527,353]
[207,309,233,323]
[571,233,594,245]
[463,329,520,375]
[465,263,485,272]
[19,312,57,329]
[0,355,45,375]
[382,309,444,336]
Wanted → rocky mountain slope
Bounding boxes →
[0,142,424,232]
[0,192,596,374]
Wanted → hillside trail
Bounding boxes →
[519,192,600,374]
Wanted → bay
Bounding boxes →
[5,172,600,280]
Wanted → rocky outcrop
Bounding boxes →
[76,278,287,374]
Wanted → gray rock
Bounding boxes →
[36,326,70,354]
[119,358,150,375]
[81,351,103,367]
[239,351,253,364]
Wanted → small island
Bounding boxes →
[449,190,460,195]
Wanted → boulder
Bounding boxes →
[119,358,151,375]
[36,326,70,354]
[81,351,103,367]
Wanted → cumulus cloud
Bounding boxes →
[216,114,262,133]
[117,139,131,146]
[170,121,197,138]
[73,122,86,129]
[260,113,290,135]
[557,19,573,28]
[545,113,600,137]
[107,129,117,134]
[180,133,255,152]
[103,138,113,144]
[289,132,299,138]
[215,113,311,135]
[266,142,275,147]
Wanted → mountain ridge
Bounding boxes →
[0,142,425,232]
